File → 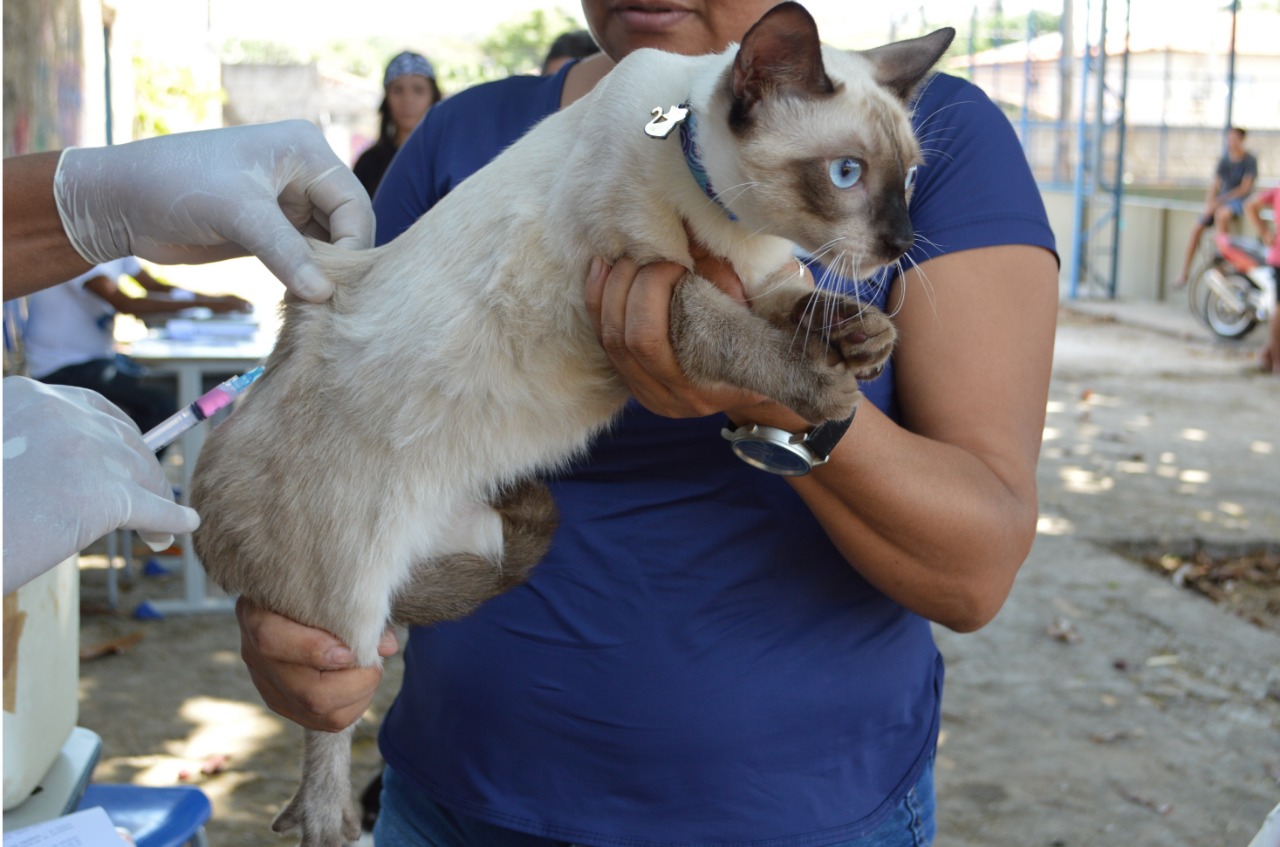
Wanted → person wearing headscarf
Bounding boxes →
[352,51,443,198]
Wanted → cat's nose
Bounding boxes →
[880,229,915,260]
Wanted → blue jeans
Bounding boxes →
[373,758,935,847]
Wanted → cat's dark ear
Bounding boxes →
[861,27,956,103]
[731,1,834,121]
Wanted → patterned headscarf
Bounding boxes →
[383,51,435,87]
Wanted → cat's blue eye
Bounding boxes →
[904,166,919,191]
[828,158,862,190]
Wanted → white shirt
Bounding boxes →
[23,257,142,379]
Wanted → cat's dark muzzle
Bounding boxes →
[878,228,915,264]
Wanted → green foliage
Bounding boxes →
[219,36,399,80]
[322,38,399,80]
[131,55,221,139]
[479,8,583,77]
[1027,10,1062,37]
[215,7,589,107]
[968,7,1061,52]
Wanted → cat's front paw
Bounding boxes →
[791,292,897,380]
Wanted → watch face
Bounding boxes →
[731,439,813,476]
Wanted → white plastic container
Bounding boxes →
[3,556,79,809]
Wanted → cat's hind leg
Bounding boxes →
[269,483,554,847]
[390,479,558,627]
[272,727,362,847]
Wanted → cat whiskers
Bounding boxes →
[790,241,845,346]
[707,180,761,221]
[789,265,832,349]
[912,100,967,166]
[790,247,877,350]
[891,248,938,321]
[877,259,908,318]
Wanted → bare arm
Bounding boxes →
[82,275,252,316]
[790,245,1058,631]
[130,266,254,311]
[586,244,1058,632]
[130,266,176,294]
[1222,171,1256,202]
[3,153,95,298]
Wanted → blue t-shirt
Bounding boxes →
[375,66,1055,846]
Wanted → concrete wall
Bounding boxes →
[1021,122,1280,188]
[220,62,380,169]
[1042,189,1246,302]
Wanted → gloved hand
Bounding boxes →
[3,377,200,594]
[52,120,375,303]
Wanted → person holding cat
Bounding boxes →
[235,2,1059,845]
[3,120,374,594]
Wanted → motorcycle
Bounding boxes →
[1189,231,1276,340]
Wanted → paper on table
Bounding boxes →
[3,807,128,846]
[165,317,258,341]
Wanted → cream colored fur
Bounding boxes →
[190,5,952,845]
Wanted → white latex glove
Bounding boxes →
[52,120,375,302]
[2,377,200,594]
[1247,802,1280,847]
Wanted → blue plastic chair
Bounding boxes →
[75,784,211,847]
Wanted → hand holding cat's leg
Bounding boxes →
[669,268,894,425]
[236,596,398,733]
[584,256,770,419]
[748,283,897,379]
[237,599,391,845]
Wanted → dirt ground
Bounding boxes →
[70,303,1280,846]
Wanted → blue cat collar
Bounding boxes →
[643,102,737,222]
[677,106,738,221]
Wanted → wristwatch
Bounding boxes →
[720,413,855,476]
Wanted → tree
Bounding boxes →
[968,6,1061,52]
[132,55,221,139]
[480,8,584,77]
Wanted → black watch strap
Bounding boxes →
[805,411,855,461]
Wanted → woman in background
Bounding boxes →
[353,51,443,198]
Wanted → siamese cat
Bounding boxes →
[190,4,954,845]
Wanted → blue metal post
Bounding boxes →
[1020,12,1034,150]
[1068,0,1093,299]
[1107,0,1132,298]
[1225,0,1238,131]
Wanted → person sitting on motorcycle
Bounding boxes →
[1174,127,1258,289]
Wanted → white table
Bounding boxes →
[126,335,273,615]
